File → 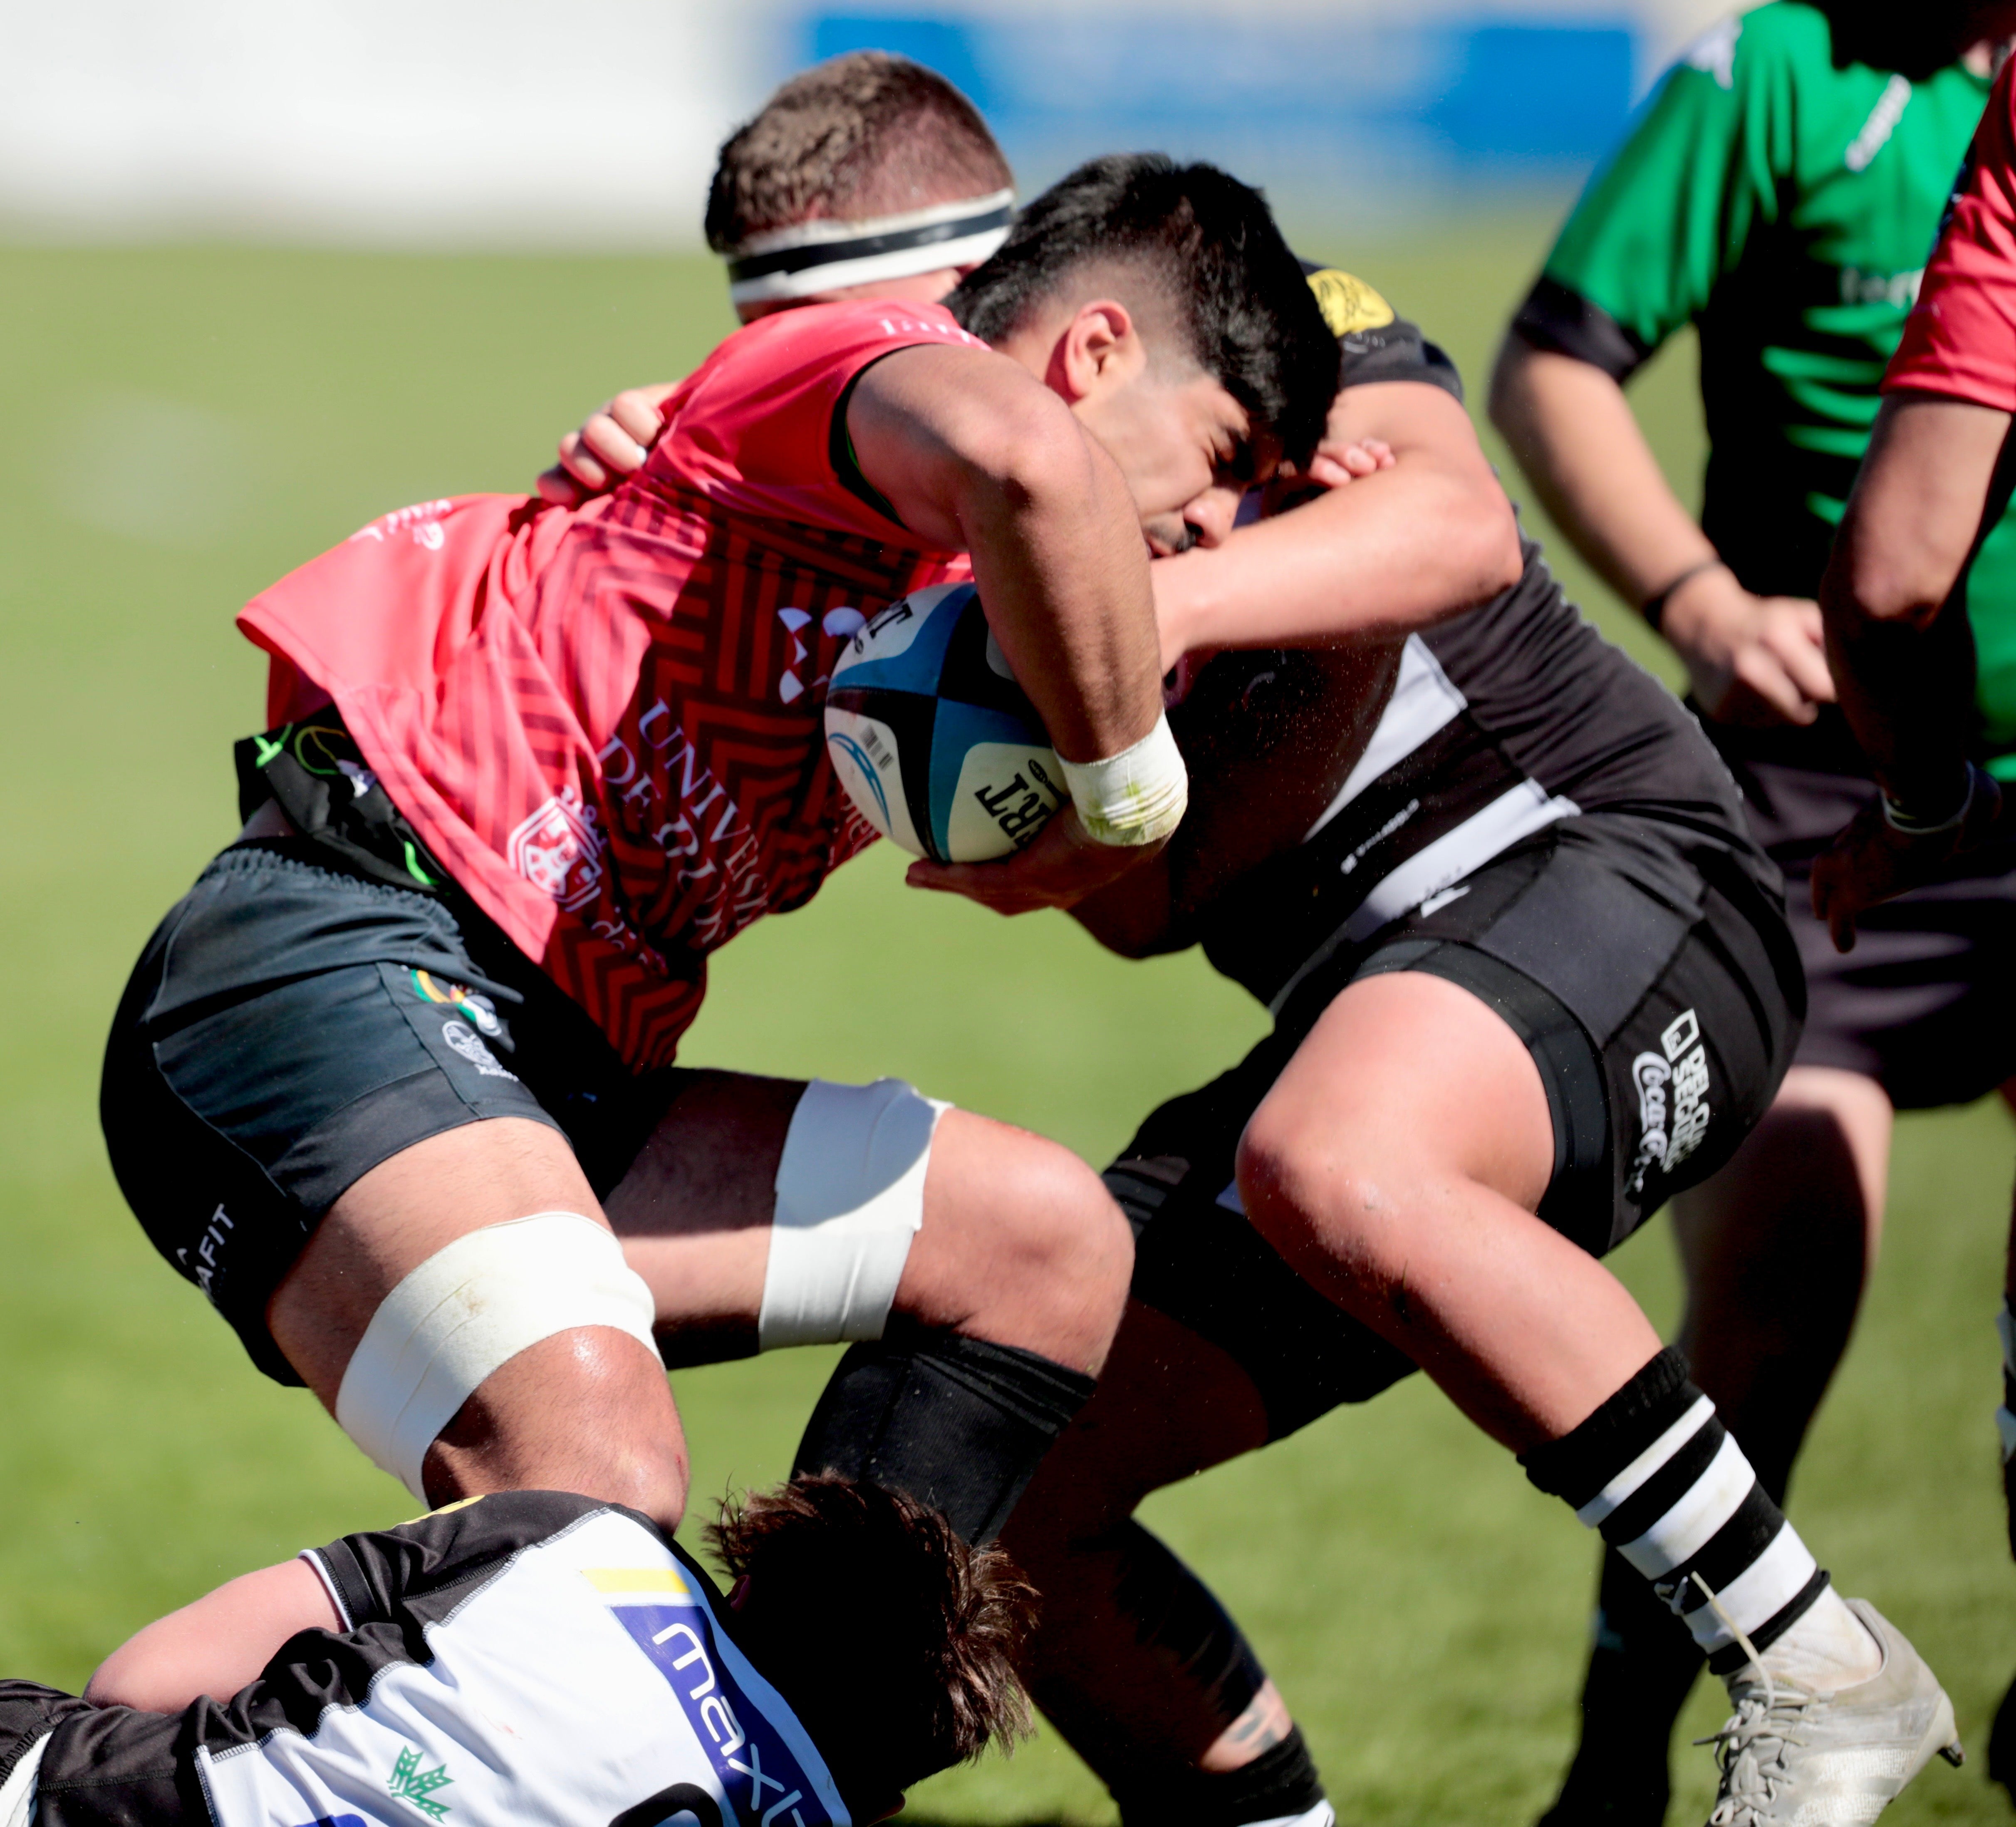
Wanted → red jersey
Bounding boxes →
[1887,59,2016,410]
[240,302,983,1069]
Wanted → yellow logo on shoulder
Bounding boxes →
[1307,269,1395,336]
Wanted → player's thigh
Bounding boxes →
[269,1115,607,1402]
[104,843,606,1394]
[602,1069,802,1356]
[1238,968,1556,1258]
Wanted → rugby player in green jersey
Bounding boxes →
[1491,6,2016,1822]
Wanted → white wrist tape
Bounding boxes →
[0,1733,47,1827]
[335,1212,658,1500]
[758,1078,950,1352]
[1060,712,1188,847]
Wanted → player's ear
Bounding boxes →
[1055,300,1143,403]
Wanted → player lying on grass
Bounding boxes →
[553,59,1962,1827]
[1810,40,2016,1786]
[97,104,1342,1557]
[9,1480,1033,1827]
[1488,6,2016,1816]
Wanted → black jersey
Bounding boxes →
[6,1493,847,1827]
[1193,270,1778,1010]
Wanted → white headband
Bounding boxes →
[726,189,1015,305]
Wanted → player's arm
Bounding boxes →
[1149,379,1523,661]
[848,341,1164,765]
[1489,338,1832,723]
[1811,393,2015,946]
[82,1558,342,1713]
[848,341,1176,913]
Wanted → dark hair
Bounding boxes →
[706,53,1013,251]
[948,154,1340,466]
[705,1476,1036,1806]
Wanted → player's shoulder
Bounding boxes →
[1663,2,1826,97]
[717,299,987,379]
[1296,258,1464,399]
[1303,265,1398,339]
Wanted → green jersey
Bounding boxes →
[1516,3,2016,765]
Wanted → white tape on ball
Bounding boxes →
[759,1078,951,1351]
[334,1212,658,1500]
[1060,711,1189,847]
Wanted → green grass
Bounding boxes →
[1,228,2010,1827]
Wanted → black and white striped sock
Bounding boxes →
[1522,1349,1828,1673]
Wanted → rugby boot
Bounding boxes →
[1701,1599,1961,1827]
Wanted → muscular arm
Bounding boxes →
[84,1557,341,1713]
[1809,394,2016,947]
[847,342,1164,765]
[1489,337,1833,723]
[1821,393,2014,802]
[1149,381,1522,660]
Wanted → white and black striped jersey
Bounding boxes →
[1189,270,1776,1009]
[12,1492,847,1827]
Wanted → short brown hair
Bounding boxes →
[705,1475,1035,1804]
[705,52,1013,251]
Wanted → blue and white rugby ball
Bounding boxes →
[824,582,1066,863]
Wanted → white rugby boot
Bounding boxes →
[1243,1806,1335,1827]
[1701,1599,1962,1827]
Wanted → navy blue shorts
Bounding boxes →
[101,841,691,1384]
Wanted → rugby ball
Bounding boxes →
[825,582,1066,863]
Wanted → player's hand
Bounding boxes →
[1811,765,2004,952]
[1258,436,1394,517]
[535,384,674,507]
[905,805,1161,915]
[1659,568,1834,727]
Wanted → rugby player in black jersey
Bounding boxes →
[5,1479,1033,1827]
[552,57,1964,1827]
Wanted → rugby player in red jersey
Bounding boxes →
[1813,49,2016,1783]
[554,55,1960,1827]
[96,103,1343,1560]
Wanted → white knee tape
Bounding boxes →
[334,1212,658,1500]
[758,1078,950,1352]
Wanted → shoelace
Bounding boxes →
[1690,1571,1814,1827]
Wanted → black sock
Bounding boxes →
[1542,1548,1703,1825]
[1521,1349,1828,1674]
[1115,1728,1325,1827]
[791,1326,1095,1543]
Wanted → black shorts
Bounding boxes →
[1110,812,1804,1441]
[1735,757,2016,1109]
[101,841,690,1384]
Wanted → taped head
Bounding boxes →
[708,53,1015,311]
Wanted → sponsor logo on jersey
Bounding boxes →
[1306,269,1395,337]
[387,1745,454,1820]
[1626,1008,1711,1197]
[1838,265,1923,309]
[1845,74,1912,173]
[508,788,606,910]
[607,1601,837,1827]
[349,500,456,547]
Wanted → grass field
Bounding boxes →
[3,221,2013,1827]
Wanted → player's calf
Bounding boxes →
[775,1099,1129,1547]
